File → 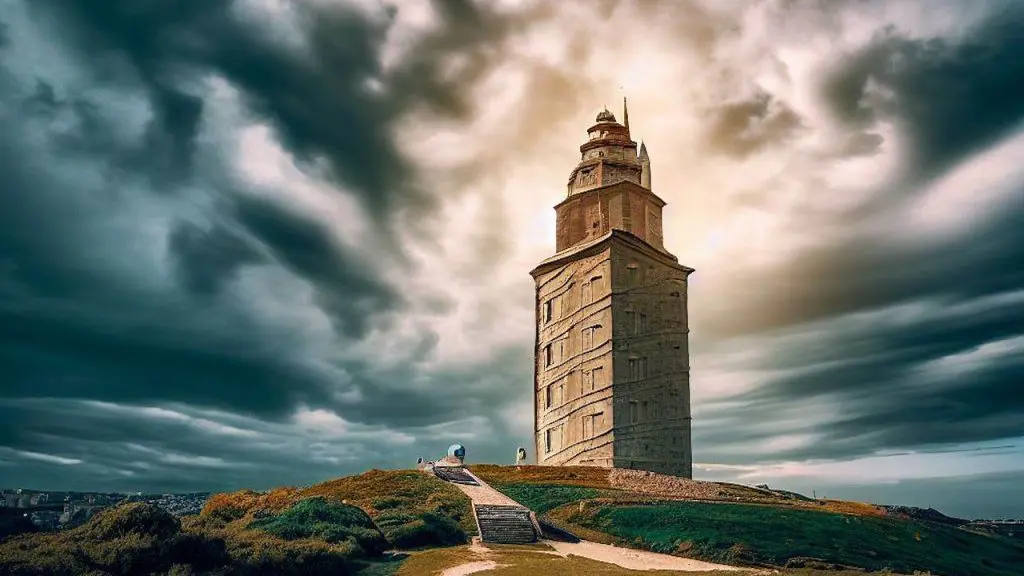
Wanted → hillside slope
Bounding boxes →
[472,465,1024,576]
[3,465,1022,576]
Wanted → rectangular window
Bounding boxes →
[544,344,553,367]
[638,313,648,333]
[558,382,565,405]
[591,275,604,299]
[545,385,552,408]
[642,401,649,421]
[582,282,592,305]
[589,366,602,391]
[625,311,635,334]
[545,429,552,453]
[582,327,592,350]
[628,357,649,380]
[628,264,639,285]
[582,415,591,440]
[543,299,552,323]
[629,401,638,424]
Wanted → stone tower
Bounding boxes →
[530,100,694,477]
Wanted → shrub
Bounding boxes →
[0,503,230,576]
[371,497,404,510]
[375,510,466,549]
[248,497,387,556]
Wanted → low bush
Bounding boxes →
[248,497,387,556]
[375,510,466,549]
[0,503,230,576]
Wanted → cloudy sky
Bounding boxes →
[1,0,1022,519]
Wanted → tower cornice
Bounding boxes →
[554,179,667,210]
[579,138,637,154]
[530,228,693,279]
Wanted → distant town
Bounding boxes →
[1,488,210,532]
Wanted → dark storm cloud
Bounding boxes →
[34,0,540,219]
[0,0,537,429]
[168,221,264,296]
[694,199,1024,463]
[0,395,529,492]
[822,8,1024,183]
[229,194,399,337]
[690,3,1024,467]
[704,90,805,158]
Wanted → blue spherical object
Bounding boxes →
[447,444,466,460]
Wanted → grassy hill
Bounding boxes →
[2,465,1022,576]
[0,469,473,576]
[470,465,1024,576]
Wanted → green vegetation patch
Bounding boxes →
[492,483,608,514]
[249,497,387,556]
[570,500,1024,576]
[374,510,467,549]
[0,503,231,576]
[299,469,477,537]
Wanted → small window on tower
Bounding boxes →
[545,429,552,453]
[630,401,639,424]
[627,263,639,285]
[543,299,552,323]
[544,344,553,367]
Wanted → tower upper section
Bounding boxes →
[567,104,642,196]
[554,101,667,254]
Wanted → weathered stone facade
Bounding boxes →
[531,104,694,477]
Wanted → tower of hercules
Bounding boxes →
[530,100,694,477]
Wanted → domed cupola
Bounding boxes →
[567,98,642,196]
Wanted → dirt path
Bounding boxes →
[441,559,502,576]
[445,468,523,507]
[545,539,746,572]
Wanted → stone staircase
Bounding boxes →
[473,504,538,544]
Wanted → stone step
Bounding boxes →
[474,504,538,545]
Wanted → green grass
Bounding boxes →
[570,501,1024,575]
[492,483,610,514]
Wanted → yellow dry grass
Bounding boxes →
[200,468,477,535]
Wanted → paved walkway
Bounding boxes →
[545,539,747,572]
[450,472,524,506]
[432,467,525,507]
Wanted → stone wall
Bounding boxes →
[609,240,692,477]
[534,247,615,467]
[555,182,666,253]
[533,233,692,477]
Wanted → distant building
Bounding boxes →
[531,100,694,477]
